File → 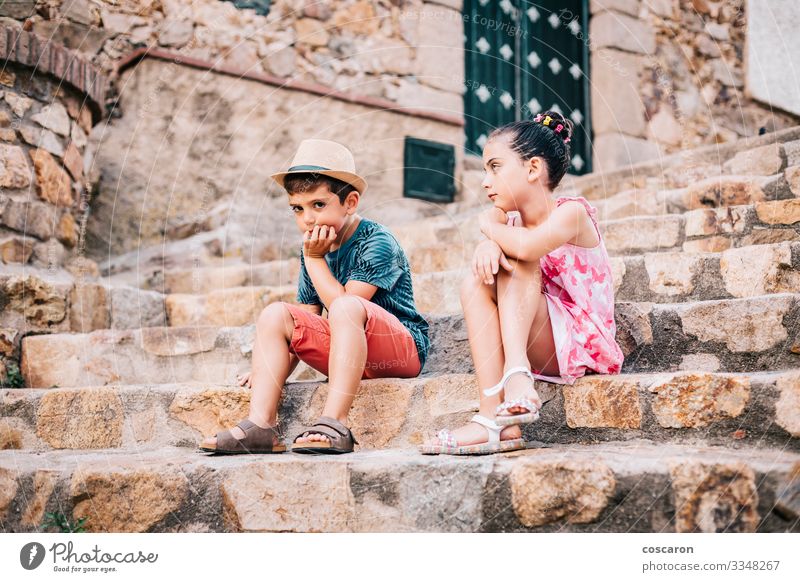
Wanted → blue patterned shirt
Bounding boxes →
[296,218,430,370]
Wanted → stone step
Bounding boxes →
[96,224,293,283]
[424,293,800,376]
[0,274,299,352]
[2,370,798,453]
[165,285,298,327]
[583,171,793,221]
[17,292,800,387]
[573,134,800,203]
[401,198,800,267]
[105,257,302,295]
[5,237,798,357]
[98,176,800,291]
[0,441,797,532]
[5,236,798,351]
[412,241,800,311]
[0,267,172,341]
[463,170,795,224]
[141,238,800,328]
[397,171,793,239]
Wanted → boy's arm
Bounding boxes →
[480,202,584,262]
[304,256,378,309]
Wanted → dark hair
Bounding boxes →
[488,110,574,190]
[283,172,356,204]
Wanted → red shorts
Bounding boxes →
[283,297,422,379]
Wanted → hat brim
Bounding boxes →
[271,169,368,195]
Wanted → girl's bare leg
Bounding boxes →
[295,295,368,444]
[495,259,558,414]
[200,302,298,447]
[421,274,521,446]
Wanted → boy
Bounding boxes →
[200,139,430,454]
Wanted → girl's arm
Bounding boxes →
[480,202,586,262]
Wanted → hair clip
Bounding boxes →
[555,123,563,132]
[543,116,552,126]
[533,113,543,122]
[564,137,571,143]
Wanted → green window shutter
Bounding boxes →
[464,0,592,175]
[403,137,456,203]
[463,0,520,156]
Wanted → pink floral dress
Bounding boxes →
[515,195,625,384]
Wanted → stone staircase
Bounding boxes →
[2,131,800,533]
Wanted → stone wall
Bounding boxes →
[745,0,800,118]
[590,0,800,171]
[4,0,798,211]
[1,1,468,257]
[0,23,105,272]
[1,0,465,117]
[85,56,464,259]
[0,22,107,387]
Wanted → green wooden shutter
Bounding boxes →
[463,0,520,156]
[403,137,457,203]
[464,0,592,175]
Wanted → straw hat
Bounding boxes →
[271,139,368,194]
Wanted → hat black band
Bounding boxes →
[287,165,331,172]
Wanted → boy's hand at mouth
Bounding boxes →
[303,224,337,258]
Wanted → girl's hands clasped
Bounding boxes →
[303,224,337,258]
[472,239,514,285]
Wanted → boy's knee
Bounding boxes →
[257,301,293,329]
[328,295,368,324]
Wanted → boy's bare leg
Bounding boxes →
[295,295,368,444]
[495,259,544,414]
[200,302,297,448]
[421,275,521,446]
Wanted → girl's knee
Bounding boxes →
[506,258,541,275]
[496,260,541,288]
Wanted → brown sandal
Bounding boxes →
[291,416,359,454]
[199,419,286,454]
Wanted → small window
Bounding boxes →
[403,137,456,204]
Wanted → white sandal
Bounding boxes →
[418,414,525,455]
[483,366,542,427]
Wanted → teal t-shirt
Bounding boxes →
[296,218,430,370]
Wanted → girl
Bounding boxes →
[421,111,624,455]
